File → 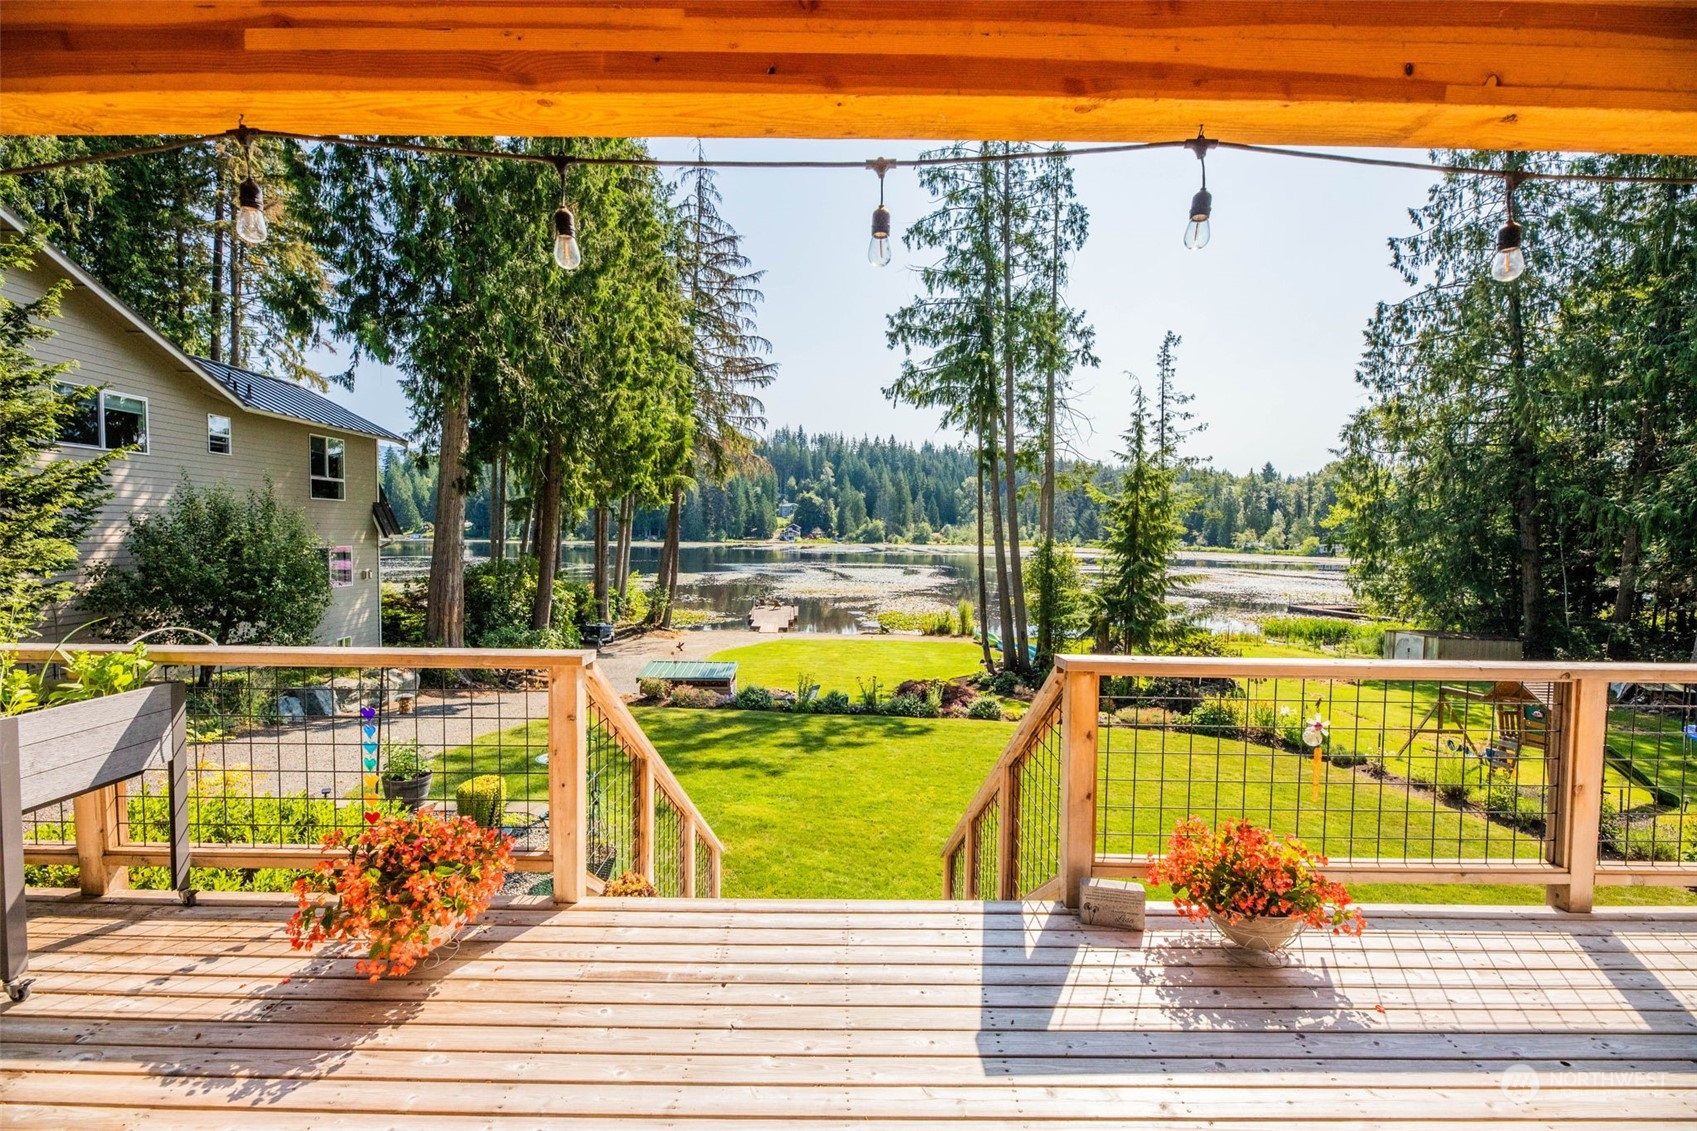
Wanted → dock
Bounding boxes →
[747,604,798,633]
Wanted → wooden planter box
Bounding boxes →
[1,682,187,1000]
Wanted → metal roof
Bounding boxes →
[638,661,738,682]
[193,357,409,444]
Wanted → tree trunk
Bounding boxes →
[490,451,507,565]
[209,186,224,364]
[654,484,682,627]
[614,495,635,615]
[997,163,1030,670]
[666,488,683,626]
[424,385,471,647]
[592,504,611,623]
[530,441,563,631]
[228,228,243,369]
[984,414,1015,673]
[1505,280,1547,657]
[976,460,994,672]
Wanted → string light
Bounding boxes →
[1491,173,1527,283]
[866,158,894,267]
[5,123,1693,277]
[550,160,583,270]
[233,130,267,245]
[1182,129,1217,250]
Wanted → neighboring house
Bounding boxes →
[2,208,407,647]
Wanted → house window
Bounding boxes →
[55,384,147,452]
[208,414,232,455]
[328,546,355,588]
[310,435,345,500]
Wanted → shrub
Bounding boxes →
[603,870,658,897]
[82,477,331,647]
[1242,704,1281,746]
[1178,698,1239,737]
[464,558,583,648]
[1434,762,1473,805]
[939,681,977,710]
[967,696,1004,721]
[877,609,957,635]
[815,690,852,715]
[881,693,937,718]
[1481,777,1546,834]
[735,685,775,711]
[638,678,673,702]
[990,670,1022,697]
[856,677,883,709]
[455,774,506,830]
[1324,745,1369,768]
[956,600,975,638]
[792,673,820,712]
[670,684,722,709]
[382,581,428,646]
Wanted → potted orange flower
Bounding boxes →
[287,808,514,980]
[1149,818,1365,953]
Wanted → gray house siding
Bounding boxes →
[6,240,387,647]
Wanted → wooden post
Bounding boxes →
[680,813,697,898]
[636,758,655,883]
[72,788,126,897]
[1058,665,1098,909]
[549,663,587,905]
[997,761,1019,900]
[1548,676,1607,913]
[709,843,721,898]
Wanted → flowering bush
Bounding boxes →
[287,808,514,980]
[1148,818,1365,935]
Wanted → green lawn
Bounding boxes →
[707,637,985,696]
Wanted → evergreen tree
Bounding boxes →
[1094,385,1181,654]
[0,240,119,639]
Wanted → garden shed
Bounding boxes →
[1383,629,1524,661]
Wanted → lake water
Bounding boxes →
[381,540,1352,634]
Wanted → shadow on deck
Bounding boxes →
[1,893,1694,1126]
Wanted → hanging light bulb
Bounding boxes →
[553,207,583,270]
[866,158,894,267]
[1181,128,1217,251]
[550,159,582,270]
[234,133,267,245]
[1490,174,1526,282]
[1184,188,1212,250]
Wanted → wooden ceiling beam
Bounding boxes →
[3,2,1695,154]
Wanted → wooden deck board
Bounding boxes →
[4,898,1696,1126]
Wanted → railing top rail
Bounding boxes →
[941,670,1064,859]
[584,665,724,854]
[0,643,596,670]
[1054,654,1697,683]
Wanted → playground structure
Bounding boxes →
[1394,680,1553,773]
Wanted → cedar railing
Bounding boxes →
[946,655,1697,912]
[8,644,720,902]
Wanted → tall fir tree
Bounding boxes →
[1093,385,1182,654]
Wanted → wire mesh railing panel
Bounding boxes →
[972,796,1000,899]
[153,664,553,850]
[694,831,713,897]
[1013,707,1063,897]
[586,701,639,883]
[1096,675,1562,864]
[1599,681,1696,870]
[653,789,683,897]
[947,845,965,900]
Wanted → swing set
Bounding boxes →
[1393,680,1552,774]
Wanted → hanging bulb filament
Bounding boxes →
[552,159,582,270]
[1491,173,1527,283]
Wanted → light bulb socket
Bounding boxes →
[554,207,576,239]
[1496,218,1522,253]
[1189,189,1212,223]
[871,205,891,241]
[238,175,262,211]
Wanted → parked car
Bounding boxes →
[580,622,616,648]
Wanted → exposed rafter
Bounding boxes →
[2,2,1695,154]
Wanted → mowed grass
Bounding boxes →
[707,637,985,696]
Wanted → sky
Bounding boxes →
[315,138,1444,477]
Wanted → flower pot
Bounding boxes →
[381,771,433,812]
[1210,913,1306,953]
[426,915,467,951]
[396,694,416,714]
